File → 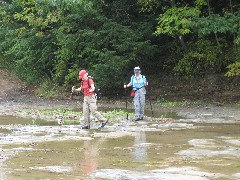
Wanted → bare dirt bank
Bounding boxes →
[0,68,240,121]
[0,69,22,97]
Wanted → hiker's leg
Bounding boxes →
[134,91,141,118]
[139,94,146,118]
[89,94,107,122]
[83,96,90,126]
[139,88,146,118]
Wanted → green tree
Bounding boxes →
[0,0,157,96]
[155,6,200,51]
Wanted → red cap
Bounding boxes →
[79,70,87,78]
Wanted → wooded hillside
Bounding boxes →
[0,0,239,98]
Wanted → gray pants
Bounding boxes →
[82,94,106,126]
[134,87,146,118]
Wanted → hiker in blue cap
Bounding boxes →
[124,66,148,121]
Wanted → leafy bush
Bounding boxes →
[173,39,233,78]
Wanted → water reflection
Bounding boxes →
[132,130,148,162]
[82,138,105,177]
[0,166,6,180]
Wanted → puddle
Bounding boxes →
[0,114,238,179]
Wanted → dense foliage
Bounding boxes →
[0,0,239,97]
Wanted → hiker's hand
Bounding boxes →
[72,86,76,92]
[124,84,127,88]
[89,88,94,92]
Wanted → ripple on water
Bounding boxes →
[30,166,72,173]
[234,173,240,178]
[91,166,225,180]
[177,138,240,158]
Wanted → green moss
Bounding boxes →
[0,128,12,134]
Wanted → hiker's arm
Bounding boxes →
[144,79,148,86]
[143,76,148,86]
[124,83,131,88]
[72,86,81,92]
[124,76,133,88]
[89,84,95,92]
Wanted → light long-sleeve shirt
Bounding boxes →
[130,74,147,89]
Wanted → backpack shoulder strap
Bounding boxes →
[81,78,92,88]
[88,77,95,88]
[88,78,91,88]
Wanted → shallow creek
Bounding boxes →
[0,111,239,180]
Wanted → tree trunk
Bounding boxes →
[207,0,220,47]
[229,0,237,51]
[179,35,187,51]
[170,0,187,51]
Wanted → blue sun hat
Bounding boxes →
[134,66,141,73]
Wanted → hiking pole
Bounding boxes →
[124,83,128,120]
[69,92,73,100]
[88,108,91,129]
[149,97,154,117]
[147,85,154,118]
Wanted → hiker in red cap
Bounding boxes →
[72,70,108,129]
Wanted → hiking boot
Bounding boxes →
[134,117,141,121]
[100,119,109,128]
[82,125,90,129]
